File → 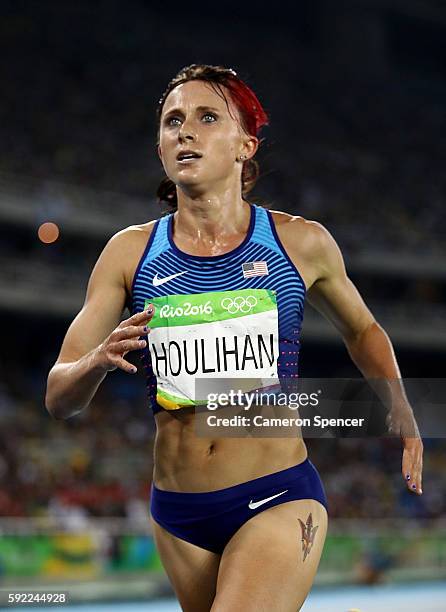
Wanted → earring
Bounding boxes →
[238,155,247,161]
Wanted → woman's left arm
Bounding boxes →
[305,222,423,495]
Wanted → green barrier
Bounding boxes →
[319,530,446,582]
[320,535,363,571]
[107,535,164,572]
[0,531,445,580]
[0,536,52,576]
[0,534,163,579]
[0,533,102,579]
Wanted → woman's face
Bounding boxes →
[158,80,257,193]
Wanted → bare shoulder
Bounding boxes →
[96,219,158,291]
[108,219,157,254]
[269,209,342,289]
[269,209,333,255]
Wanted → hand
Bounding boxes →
[94,306,154,374]
[386,408,423,495]
[402,436,423,495]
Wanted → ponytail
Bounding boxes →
[156,176,177,207]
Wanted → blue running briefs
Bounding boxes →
[150,459,328,554]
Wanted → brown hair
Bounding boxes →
[156,64,269,209]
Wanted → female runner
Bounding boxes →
[46,64,423,612]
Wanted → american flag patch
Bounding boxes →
[242,261,269,278]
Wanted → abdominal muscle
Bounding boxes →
[153,409,308,492]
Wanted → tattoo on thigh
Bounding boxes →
[298,512,319,562]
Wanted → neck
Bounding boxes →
[175,183,250,243]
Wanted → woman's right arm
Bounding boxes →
[45,230,153,420]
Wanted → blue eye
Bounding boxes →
[165,112,217,126]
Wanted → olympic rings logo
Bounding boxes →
[220,295,257,314]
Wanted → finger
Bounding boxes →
[113,338,147,354]
[118,306,155,328]
[405,467,421,494]
[403,446,423,495]
[411,440,423,476]
[402,456,412,489]
[109,355,139,374]
[412,451,423,494]
[408,466,422,495]
[402,447,416,488]
[112,325,150,341]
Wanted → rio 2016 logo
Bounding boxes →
[159,301,213,318]
[220,295,257,314]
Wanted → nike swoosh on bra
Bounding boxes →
[248,489,288,510]
[152,271,187,286]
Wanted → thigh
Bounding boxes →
[211,499,328,612]
[151,516,221,612]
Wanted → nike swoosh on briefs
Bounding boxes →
[248,489,288,510]
[152,271,187,286]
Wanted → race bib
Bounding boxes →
[144,289,279,409]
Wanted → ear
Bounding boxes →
[240,135,259,161]
[157,145,163,161]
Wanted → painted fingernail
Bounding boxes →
[143,326,148,332]
[131,367,137,373]
[406,474,411,480]
[146,307,153,314]
[412,484,416,489]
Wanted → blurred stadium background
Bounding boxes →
[0,1,445,610]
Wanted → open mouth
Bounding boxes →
[176,151,203,162]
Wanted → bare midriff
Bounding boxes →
[153,409,308,492]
